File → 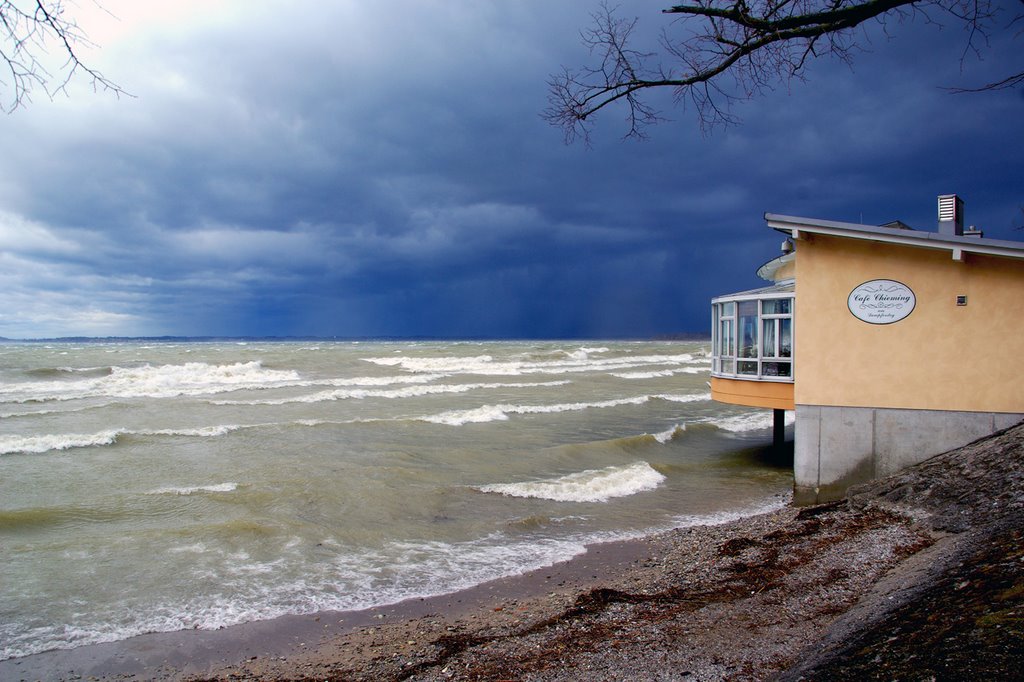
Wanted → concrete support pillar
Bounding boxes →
[773,408,785,449]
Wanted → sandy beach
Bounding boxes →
[4,422,1023,681]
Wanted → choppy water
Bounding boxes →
[0,340,792,660]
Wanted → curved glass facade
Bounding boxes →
[712,285,794,382]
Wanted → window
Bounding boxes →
[714,302,736,374]
[761,299,791,315]
[711,294,793,381]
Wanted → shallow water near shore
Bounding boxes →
[0,340,792,661]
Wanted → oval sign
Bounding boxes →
[848,279,916,325]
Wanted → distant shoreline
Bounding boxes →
[0,334,712,343]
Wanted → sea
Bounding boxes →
[0,339,793,662]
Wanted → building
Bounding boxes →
[711,195,1024,505]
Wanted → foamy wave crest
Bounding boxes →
[215,380,570,406]
[611,369,676,379]
[365,355,496,372]
[0,361,302,402]
[0,423,253,455]
[103,361,301,398]
[0,430,121,455]
[479,462,665,503]
[564,347,609,361]
[655,392,711,404]
[422,395,650,426]
[612,366,710,379]
[0,408,62,419]
[140,425,244,438]
[323,373,448,387]
[364,352,706,377]
[653,424,685,444]
[146,483,238,496]
[708,411,794,433]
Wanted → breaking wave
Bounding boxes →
[146,483,239,496]
[707,411,795,433]
[0,430,122,455]
[0,361,302,402]
[422,392,710,425]
[214,380,571,406]
[479,462,666,503]
[0,424,248,456]
[364,351,709,377]
[653,424,686,444]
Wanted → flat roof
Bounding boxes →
[765,213,1024,262]
[712,281,794,303]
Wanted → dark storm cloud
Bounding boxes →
[0,1,1020,338]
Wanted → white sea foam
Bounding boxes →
[4,496,797,662]
[0,340,788,664]
[655,391,712,404]
[322,373,448,387]
[611,369,676,379]
[422,395,651,426]
[214,380,570,406]
[363,352,705,377]
[167,543,209,554]
[0,424,251,455]
[0,408,62,419]
[146,483,238,496]
[479,462,666,503]
[0,532,591,662]
[366,354,496,372]
[653,424,685,444]
[564,347,610,361]
[140,425,244,438]
[708,410,795,433]
[0,361,302,402]
[611,366,710,379]
[0,430,121,455]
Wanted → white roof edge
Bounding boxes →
[764,213,1024,261]
[711,281,795,303]
[755,252,795,281]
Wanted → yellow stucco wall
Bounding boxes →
[795,234,1024,413]
[711,376,795,410]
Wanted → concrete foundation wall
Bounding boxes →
[793,405,1024,505]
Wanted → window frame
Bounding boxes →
[711,291,794,383]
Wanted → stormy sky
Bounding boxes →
[0,1,1021,339]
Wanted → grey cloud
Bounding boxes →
[0,1,1020,338]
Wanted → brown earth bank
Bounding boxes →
[6,422,1024,681]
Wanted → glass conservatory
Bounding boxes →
[711,283,794,382]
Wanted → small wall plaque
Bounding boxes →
[848,280,916,325]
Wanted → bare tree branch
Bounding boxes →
[545,0,1022,142]
[947,69,1024,92]
[0,0,129,113]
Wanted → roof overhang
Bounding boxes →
[765,213,1024,262]
[712,281,794,304]
[756,251,795,281]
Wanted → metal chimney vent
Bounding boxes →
[938,194,964,236]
